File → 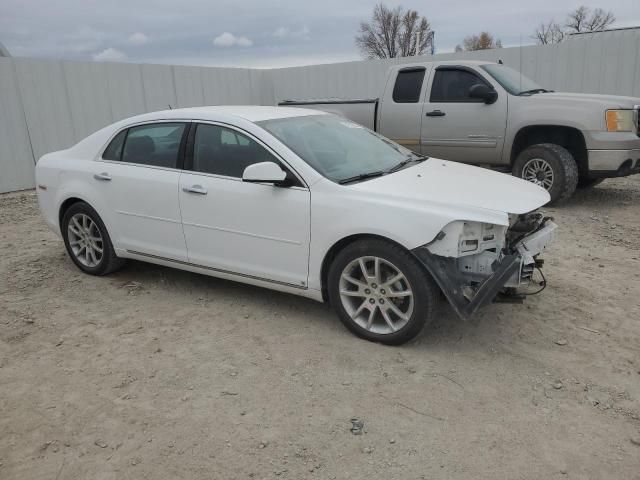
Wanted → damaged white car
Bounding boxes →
[36,106,557,345]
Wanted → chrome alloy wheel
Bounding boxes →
[67,213,104,267]
[522,157,554,190]
[339,256,414,335]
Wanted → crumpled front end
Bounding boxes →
[413,212,557,320]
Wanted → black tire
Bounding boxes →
[61,201,125,275]
[327,238,438,345]
[577,177,604,189]
[512,143,578,203]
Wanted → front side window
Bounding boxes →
[120,123,186,168]
[258,114,419,183]
[430,69,489,103]
[192,124,277,178]
[392,68,426,103]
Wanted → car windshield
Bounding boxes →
[257,115,421,183]
[481,64,548,95]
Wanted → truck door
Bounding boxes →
[420,65,507,165]
[378,66,431,154]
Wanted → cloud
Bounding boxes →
[92,47,127,62]
[213,32,253,47]
[273,25,310,38]
[128,32,150,45]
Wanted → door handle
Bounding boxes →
[425,110,446,117]
[182,185,208,195]
[93,172,112,181]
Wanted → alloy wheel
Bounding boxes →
[522,157,554,190]
[339,256,414,334]
[67,213,104,268]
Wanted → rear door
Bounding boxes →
[178,122,311,288]
[378,66,431,153]
[420,66,507,164]
[93,121,189,261]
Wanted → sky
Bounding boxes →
[1,0,638,68]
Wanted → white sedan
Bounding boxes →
[36,106,557,345]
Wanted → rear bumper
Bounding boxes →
[588,149,640,178]
[413,220,558,320]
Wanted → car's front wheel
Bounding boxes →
[328,238,438,345]
[61,202,125,275]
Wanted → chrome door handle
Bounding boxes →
[93,172,112,181]
[425,110,446,117]
[182,185,208,195]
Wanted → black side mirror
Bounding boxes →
[469,84,498,104]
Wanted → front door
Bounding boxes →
[178,122,310,288]
[421,66,507,164]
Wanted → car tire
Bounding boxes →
[513,143,578,203]
[61,202,125,276]
[577,177,604,189]
[327,238,438,345]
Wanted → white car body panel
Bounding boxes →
[35,106,553,308]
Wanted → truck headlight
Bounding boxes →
[605,109,635,132]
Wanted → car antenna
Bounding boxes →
[168,104,173,110]
[498,59,503,64]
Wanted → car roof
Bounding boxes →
[121,105,326,124]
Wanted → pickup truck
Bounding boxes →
[279,60,640,202]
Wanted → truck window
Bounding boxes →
[392,68,426,103]
[430,69,488,103]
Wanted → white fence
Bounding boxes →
[1,27,639,193]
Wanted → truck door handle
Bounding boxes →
[425,110,446,117]
[93,172,112,181]
[182,185,208,195]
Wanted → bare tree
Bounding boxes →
[356,3,434,59]
[533,20,565,45]
[457,32,502,51]
[534,6,615,44]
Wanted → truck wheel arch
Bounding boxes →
[510,125,587,179]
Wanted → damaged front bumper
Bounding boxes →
[413,215,558,320]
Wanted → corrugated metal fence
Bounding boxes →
[1,28,639,193]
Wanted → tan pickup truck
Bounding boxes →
[280,60,640,202]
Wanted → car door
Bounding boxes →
[178,122,310,288]
[93,121,189,261]
[421,66,507,164]
[378,66,430,153]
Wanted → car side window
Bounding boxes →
[192,124,281,178]
[120,123,186,168]
[392,68,426,103]
[430,69,489,103]
[102,130,127,161]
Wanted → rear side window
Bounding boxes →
[392,68,426,103]
[102,130,127,161]
[192,124,278,178]
[121,123,186,168]
[430,69,488,103]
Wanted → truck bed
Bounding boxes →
[278,98,379,131]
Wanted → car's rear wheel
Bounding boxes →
[61,202,125,275]
[328,238,438,345]
[513,143,578,203]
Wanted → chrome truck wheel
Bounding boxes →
[521,158,554,190]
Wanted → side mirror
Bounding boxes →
[469,84,498,104]
[242,161,288,186]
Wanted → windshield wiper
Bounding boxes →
[518,88,551,96]
[338,170,386,185]
[386,154,428,173]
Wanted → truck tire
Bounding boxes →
[327,238,438,345]
[512,144,578,203]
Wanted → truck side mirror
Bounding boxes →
[469,84,498,104]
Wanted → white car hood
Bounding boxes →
[351,159,550,215]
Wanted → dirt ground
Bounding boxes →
[1,177,639,480]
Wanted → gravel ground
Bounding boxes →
[1,177,639,480]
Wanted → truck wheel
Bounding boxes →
[513,144,578,203]
[327,238,438,345]
[577,177,604,189]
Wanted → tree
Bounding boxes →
[355,3,434,59]
[533,6,615,44]
[456,32,502,52]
